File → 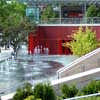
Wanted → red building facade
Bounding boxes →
[28,25,100,55]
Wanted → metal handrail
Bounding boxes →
[39,17,100,24]
[52,68,100,86]
[57,48,100,74]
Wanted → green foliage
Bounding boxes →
[82,81,97,95]
[60,80,100,99]
[0,0,36,51]
[97,8,100,17]
[66,27,97,56]
[24,96,35,100]
[41,5,56,21]
[61,84,78,98]
[96,81,100,92]
[81,80,100,95]
[80,96,100,100]
[56,96,62,100]
[12,80,100,100]
[34,83,56,100]
[60,84,70,98]
[24,95,41,100]
[76,91,83,96]
[13,83,33,100]
[86,5,98,17]
[86,4,100,17]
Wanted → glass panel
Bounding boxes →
[26,7,40,22]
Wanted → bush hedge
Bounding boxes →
[13,80,100,100]
[24,95,41,100]
[34,83,56,100]
[13,83,33,100]
[82,80,100,95]
[61,84,78,98]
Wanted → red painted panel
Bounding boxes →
[28,26,100,55]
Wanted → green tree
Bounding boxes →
[63,27,97,56]
[41,5,56,21]
[2,15,36,52]
[86,5,98,17]
[0,0,36,52]
[97,7,100,17]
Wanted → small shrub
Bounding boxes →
[96,81,100,92]
[13,82,33,100]
[24,95,41,100]
[24,95,34,100]
[77,91,83,96]
[56,96,62,100]
[34,83,56,100]
[70,85,79,97]
[82,81,97,95]
[13,88,24,100]
[60,84,70,98]
[61,84,78,98]
[33,83,44,99]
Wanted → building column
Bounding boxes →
[59,4,62,24]
[84,1,87,23]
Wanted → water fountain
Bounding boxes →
[0,44,78,95]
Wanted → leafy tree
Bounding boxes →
[41,5,56,21]
[96,7,100,17]
[0,0,36,52]
[2,15,36,52]
[63,27,97,56]
[86,5,98,17]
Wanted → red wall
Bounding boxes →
[28,26,100,55]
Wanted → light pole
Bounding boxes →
[0,33,2,53]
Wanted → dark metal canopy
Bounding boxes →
[24,0,100,3]
[19,0,100,7]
